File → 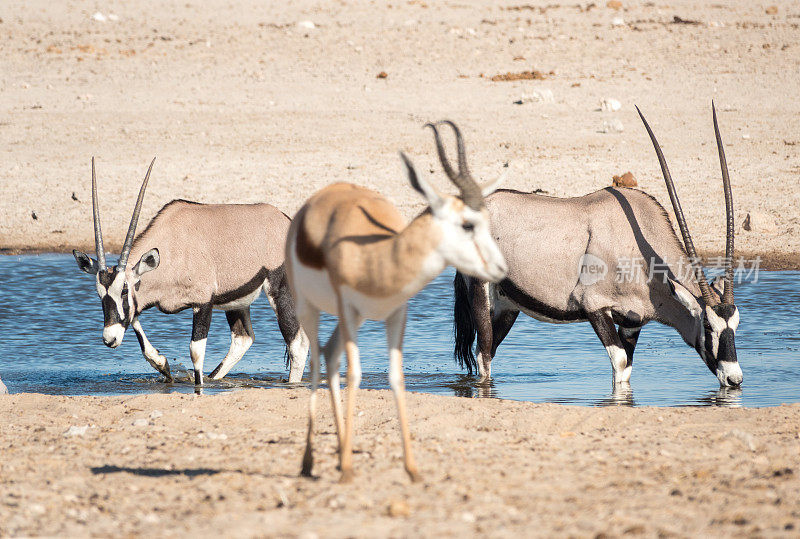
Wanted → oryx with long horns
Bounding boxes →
[286,121,507,482]
[73,158,309,385]
[453,105,742,388]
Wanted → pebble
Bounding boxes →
[91,12,107,22]
[611,17,625,27]
[742,211,777,233]
[600,97,622,112]
[601,119,624,133]
[63,425,89,437]
[132,418,149,427]
[297,20,316,30]
[149,410,163,420]
[514,89,555,104]
[387,499,410,517]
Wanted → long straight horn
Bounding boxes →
[91,157,107,270]
[636,107,717,306]
[426,121,483,210]
[117,157,156,269]
[713,102,735,304]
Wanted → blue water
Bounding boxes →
[0,254,798,407]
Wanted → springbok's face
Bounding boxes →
[432,196,507,283]
[701,303,742,387]
[73,249,159,348]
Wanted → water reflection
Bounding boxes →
[693,387,743,408]
[596,383,635,407]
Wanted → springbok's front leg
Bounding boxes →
[338,301,363,483]
[587,309,632,384]
[209,308,254,380]
[190,304,213,387]
[385,305,421,482]
[299,303,321,478]
[131,317,173,382]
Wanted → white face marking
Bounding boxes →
[103,323,125,348]
[705,307,728,357]
[433,199,507,283]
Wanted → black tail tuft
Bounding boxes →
[453,271,478,375]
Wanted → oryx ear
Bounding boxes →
[132,248,160,277]
[668,278,702,319]
[481,167,508,197]
[400,151,445,211]
[73,250,99,275]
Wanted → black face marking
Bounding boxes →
[712,303,737,320]
[97,268,131,329]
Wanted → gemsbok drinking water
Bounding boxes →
[286,121,507,482]
[453,104,743,388]
[73,158,309,385]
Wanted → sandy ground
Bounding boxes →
[0,389,798,537]
[0,0,799,267]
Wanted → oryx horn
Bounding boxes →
[712,102,735,305]
[425,120,484,210]
[118,157,156,269]
[636,106,717,306]
[91,157,107,270]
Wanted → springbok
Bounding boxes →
[286,121,507,482]
[453,105,743,388]
[73,158,309,386]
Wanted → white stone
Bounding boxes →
[600,97,622,112]
[91,12,107,22]
[63,425,89,437]
[298,20,316,30]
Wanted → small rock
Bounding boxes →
[31,211,38,220]
[607,0,623,9]
[387,499,410,517]
[28,503,46,516]
[71,192,79,201]
[63,425,89,437]
[611,16,625,27]
[766,6,778,15]
[515,89,555,104]
[601,119,624,133]
[91,12,107,22]
[600,97,622,112]
[297,20,315,30]
[741,133,750,140]
[727,429,757,451]
[376,71,388,79]
[612,171,637,187]
[742,211,776,233]
[108,14,119,22]
[461,511,477,523]
[132,418,149,427]
[149,410,163,420]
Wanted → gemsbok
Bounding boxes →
[453,104,743,388]
[286,121,507,482]
[73,158,309,386]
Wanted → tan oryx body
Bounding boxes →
[73,159,309,386]
[454,105,743,388]
[286,122,507,482]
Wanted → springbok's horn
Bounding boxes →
[636,107,717,307]
[712,102,735,305]
[424,121,484,210]
[91,157,107,270]
[117,157,156,269]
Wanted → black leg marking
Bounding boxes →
[191,304,212,386]
[472,281,493,376]
[267,265,303,368]
[587,310,622,348]
[617,326,642,369]
[491,309,520,357]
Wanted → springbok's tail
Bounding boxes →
[453,271,478,375]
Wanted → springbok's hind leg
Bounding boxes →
[132,317,173,382]
[190,304,213,387]
[338,301,363,484]
[297,302,321,478]
[267,266,309,383]
[385,305,421,482]
[588,310,632,384]
[209,308,254,380]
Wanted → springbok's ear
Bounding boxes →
[132,248,160,277]
[481,167,508,197]
[399,151,444,211]
[668,278,702,319]
[73,250,99,275]
[710,275,726,300]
